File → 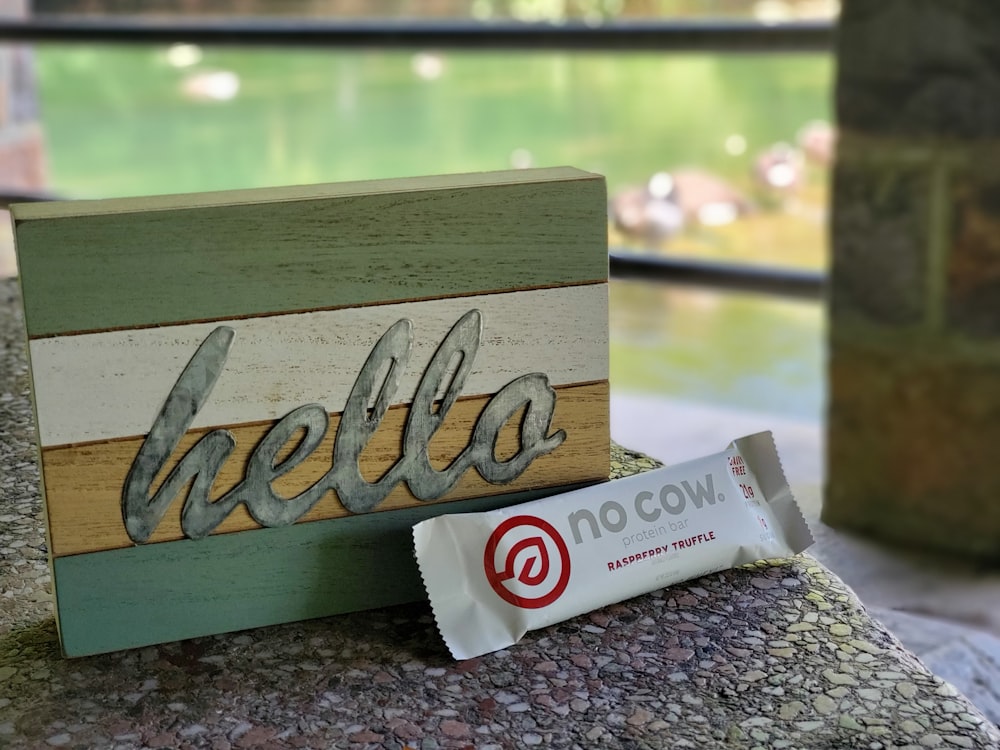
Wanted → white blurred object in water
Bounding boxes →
[754,142,804,191]
[509,148,534,169]
[647,171,674,200]
[412,52,445,81]
[166,44,202,69]
[181,70,240,102]
[725,133,747,156]
[697,203,742,227]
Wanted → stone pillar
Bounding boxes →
[825,1,1000,558]
[0,0,46,277]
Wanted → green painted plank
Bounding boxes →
[13,167,607,338]
[53,481,596,657]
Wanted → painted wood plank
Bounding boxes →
[14,166,595,221]
[52,482,597,657]
[13,167,607,338]
[44,382,610,557]
[29,285,608,447]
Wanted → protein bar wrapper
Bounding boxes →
[413,431,813,660]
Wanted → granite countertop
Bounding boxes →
[2,278,998,750]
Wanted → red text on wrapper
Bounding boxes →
[607,530,717,571]
[484,516,571,609]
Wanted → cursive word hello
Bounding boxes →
[122,309,565,543]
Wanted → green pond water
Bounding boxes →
[34,46,831,419]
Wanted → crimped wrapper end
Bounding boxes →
[413,515,525,660]
[412,519,470,660]
[731,431,814,555]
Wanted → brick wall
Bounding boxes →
[825,1,1000,558]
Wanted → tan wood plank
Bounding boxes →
[44,382,609,558]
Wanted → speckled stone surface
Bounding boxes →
[2,278,999,749]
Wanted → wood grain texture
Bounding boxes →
[29,284,608,447]
[16,167,612,658]
[52,483,598,657]
[13,167,607,338]
[44,382,610,557]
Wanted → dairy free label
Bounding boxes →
[484,516,571,609]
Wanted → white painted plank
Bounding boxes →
[30,285,607,447]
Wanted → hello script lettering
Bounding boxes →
[122,310,566,543]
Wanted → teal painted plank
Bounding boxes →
[53,481,596,657]
[13,167,607,338]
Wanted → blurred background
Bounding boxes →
[9,1,1000,721]
[0,0,835,427]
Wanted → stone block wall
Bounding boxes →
[825,1,1000,558]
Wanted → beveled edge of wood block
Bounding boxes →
[10,166,601,221]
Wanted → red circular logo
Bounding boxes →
[483,515,571,609]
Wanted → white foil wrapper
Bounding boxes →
[413,432,813,660]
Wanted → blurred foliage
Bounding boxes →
[25,0,834,415]
[35,47,831,210]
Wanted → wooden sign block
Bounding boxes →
[12,167,610,656]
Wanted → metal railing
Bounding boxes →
[609,250,824,299]
[0,17,832,52]
[0,16,833,300]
